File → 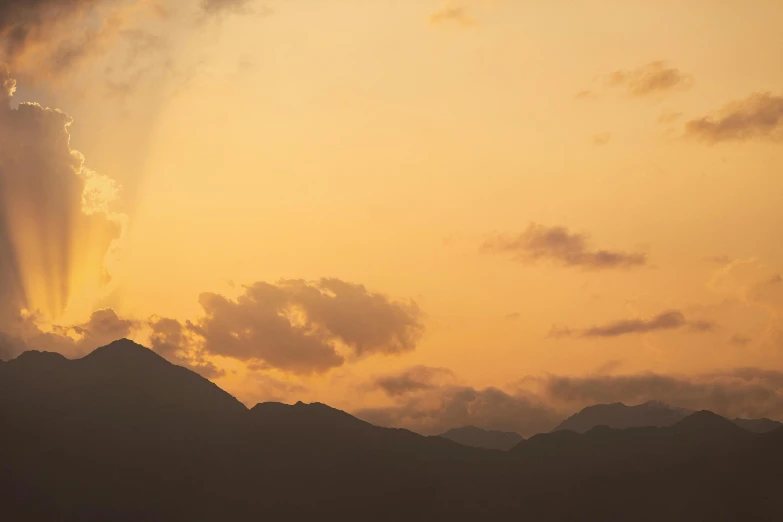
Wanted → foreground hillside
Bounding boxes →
[1,340,782,521]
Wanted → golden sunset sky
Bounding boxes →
[1,0,782,435]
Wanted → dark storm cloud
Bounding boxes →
[481,224,647,270]
[541,368,783,421]
[151,279,423,376]
[371,366,454,397]
[607,61,693,97]
[552,310,716,339]
[685,92,783,143]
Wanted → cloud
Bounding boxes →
[371,366,454,397]
[283,278,423,357]
[182,286,345,375]
[151,279,423,376]
[658,111,683,124]
[201,0,255,15]
[541,368,783,421]
[729,334,752,347]
[356,382,560,438]
[481,224,647,270]
[553,310,716,338]
[356,365,783,437]
[429,1,476,27]
[592,132,611,146]
[240,372,308,406]
[574,89,596,100]
[685,92,783,143]
[0,0,252,81]
[606,61,693,97]
[0,308,138,360]
[0,70,125,326]
[148,315,224,379]
[0,0,139,78]
[505,312,521,322]
[547,325,574,339]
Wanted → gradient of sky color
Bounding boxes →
[2,0,783,435]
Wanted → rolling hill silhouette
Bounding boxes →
[439,425,523,450]
[1,340,782,521]
[554,400,783,434]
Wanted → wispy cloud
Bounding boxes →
[685,92,783,143]
[606,61,693,97]
[481,224,647,270]
[429,1,476,27]
[551,310,716,339]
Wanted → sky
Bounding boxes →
[1,0,783,436]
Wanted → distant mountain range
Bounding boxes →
[439,426,524,450]
[1,339,782,521]
[554,400,783,434]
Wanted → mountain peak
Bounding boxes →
[673,410,747,437]
[82,338,165,365]
[554,400,693,433]
[14,350,68,363]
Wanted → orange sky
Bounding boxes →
[1,0,783,435]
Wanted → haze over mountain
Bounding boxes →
[2,340,783,521]
[555,400,783,434]
[439,426,524,451]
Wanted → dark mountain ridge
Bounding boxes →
[555,399,782,434]
[439,425,524,450]
[1,340,782,521]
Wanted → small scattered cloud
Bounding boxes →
[707,255,733,265]
[606,61,693,98]
[685,92,783,143]
[570,310,716,338]
[547,325,574,339]
[481,224,647,270]
[201,0,272,17]
[729,334,752,347]
[658,111,683,124]
[574,89,597,100]
[505,312,521,322]
[429,1,476,27]
[592,132,612,146]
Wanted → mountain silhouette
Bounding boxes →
[554,400,781,434]
[440,425,523,450]
[732,416,783,433]
[1,340,782,521]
